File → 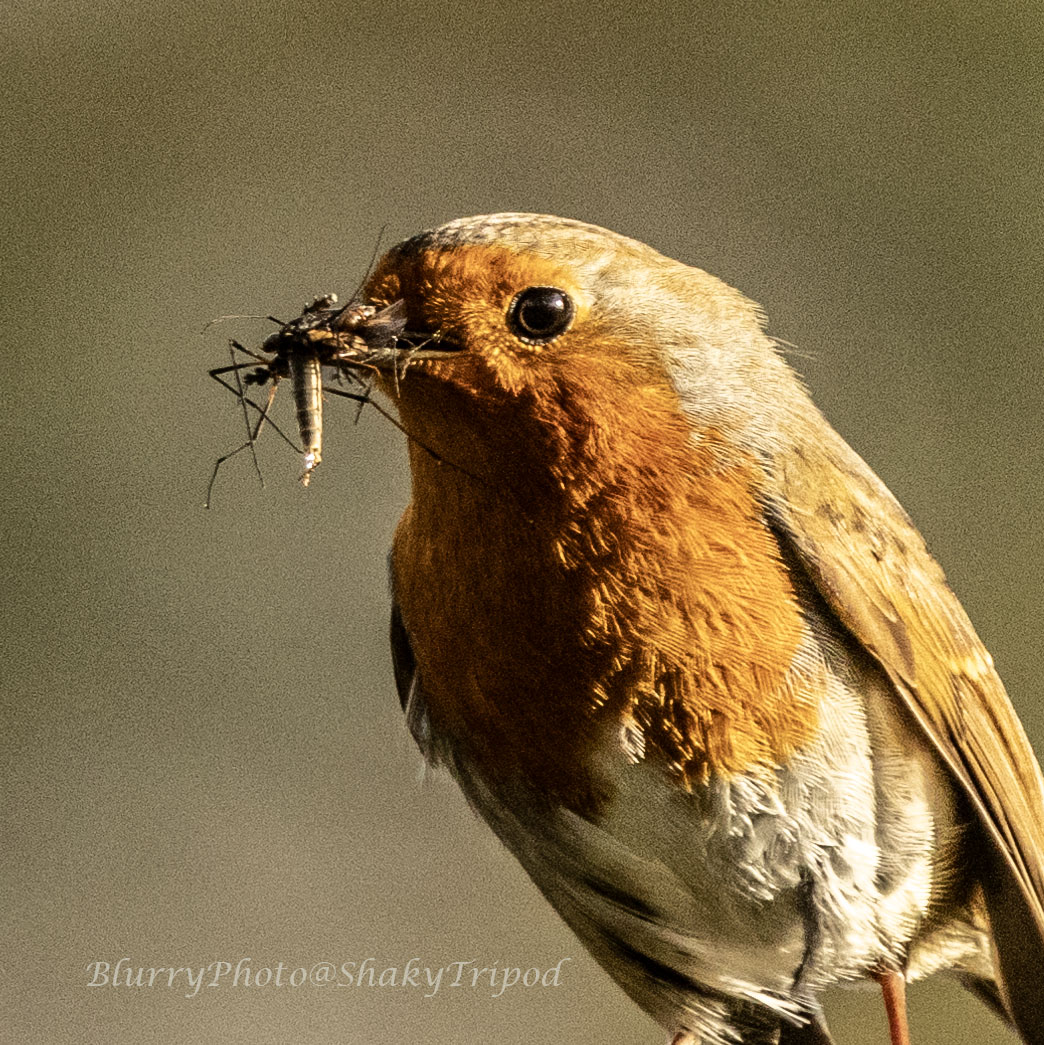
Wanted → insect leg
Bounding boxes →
[227,340,264,487]
[205,380,280,509]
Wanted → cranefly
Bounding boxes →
[206,295,407,505]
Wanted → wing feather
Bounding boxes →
[767,419,1044,1037]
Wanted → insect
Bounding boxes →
[206,294,408,506]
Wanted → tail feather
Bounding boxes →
[983,842,1044,1044]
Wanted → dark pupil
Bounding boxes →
[519,291,565,332]
[511,287,572,340]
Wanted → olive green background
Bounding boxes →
[3,2,1042,1043]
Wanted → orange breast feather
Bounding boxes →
[388,355,815,814]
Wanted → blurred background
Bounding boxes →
[3,2,1041,1043]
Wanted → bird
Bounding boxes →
[354,213,1044,1045]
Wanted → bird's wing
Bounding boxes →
[766,418,1044,1038]
[389,598,416,713]
[389,596,439,760]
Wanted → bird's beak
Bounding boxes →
[327,299,464,370]
[389,329,467,361]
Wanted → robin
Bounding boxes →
[356,213,1044,1044]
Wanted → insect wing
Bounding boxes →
[353,299,409,348]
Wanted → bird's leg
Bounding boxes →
[873,969,911,1045]
[669,1034,697,1045]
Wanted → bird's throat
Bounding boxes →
[390,374,817,814]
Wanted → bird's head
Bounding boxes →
[362,213,800,513]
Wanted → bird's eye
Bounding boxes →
[506,287,575,343]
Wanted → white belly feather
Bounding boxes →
[406,618,989,1041]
